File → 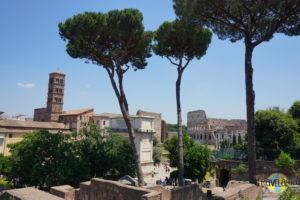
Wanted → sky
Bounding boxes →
[0,0,299,124]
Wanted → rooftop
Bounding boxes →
[94,113,155,119]
[50,71,65,76]
[60,108,94,116]
[0,120,68,129]
[94,113,122,118]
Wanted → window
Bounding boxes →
[103,120,106,125]
[204,135,207,140]
[200,135,202,140]
[8,133,13,138]
[209,135,212,140]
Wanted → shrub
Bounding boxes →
[0,178,12,187]
[275,151,295,170]
[279,187,300,200]
[153,136,159,146]
[231,164,248,174]
[153,146,162,164]
[221,154,234,160]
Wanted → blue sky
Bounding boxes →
[0,0,299,124]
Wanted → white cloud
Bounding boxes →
[17,82,35,88]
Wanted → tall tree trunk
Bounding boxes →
[176,68,184,186]
[245,43,257,184]
[107,70,145,186]
[119,103,145,186]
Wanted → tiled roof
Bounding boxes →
[94,113,155,119]
[0,120,68,129]
[60,108,93,116]
[93,113,122,118]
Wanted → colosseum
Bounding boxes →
[187,110,247,150]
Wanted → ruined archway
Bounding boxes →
[220,169,230,187]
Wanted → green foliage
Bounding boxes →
[238,134,243,145]
[220,140,231,148]
[232,135,237,146]
[220,154,234,160]
[233,144,245,151]
[153,19,212,61]
[4,124,135,189]
[279,187,300,200]
[7,130,89,189]
[231,164,248,174]
[0,178,12,187]
[164,135,212,182]
[255,109,299,160]
[59,9,152,71]
[289,101,300,128]
[72,122,135,178]
[184,144,212,182]
[164,134,195,167]
[275,151,296,170]
[153,146,162,164]
[174,0,300,43]
[0,154,12,176]
[153,136,159,146]
[167,124,187,133]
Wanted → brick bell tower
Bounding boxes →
[45,72,65,122]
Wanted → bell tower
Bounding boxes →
[46,72,65,122]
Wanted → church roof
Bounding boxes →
[60,108,94,116]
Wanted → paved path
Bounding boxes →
[144,163,174,186]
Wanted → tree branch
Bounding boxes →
[166,56,180,67]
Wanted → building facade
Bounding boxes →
[187,110,246,149]
[58,108,94,131]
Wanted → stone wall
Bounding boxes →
[146,184,204,200]
[49,179,205,200]
[213,182,259,200]
[146,185,171,200]
[215,160,300,187]
[75,178,161,200]
[170,184,203,200]
[50,185,75,200]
